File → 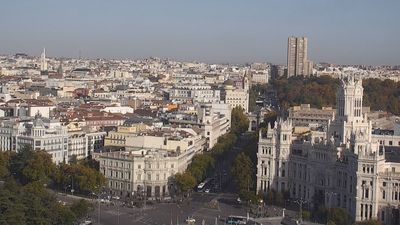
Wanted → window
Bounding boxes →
[138,164,141,169]
[383,190,386,199]
[137,174,141,181]
[147,174,151,181]
[171,164,174,168]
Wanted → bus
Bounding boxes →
[196,178,213,192]
[226,216,247,225]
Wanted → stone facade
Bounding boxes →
[257,75,400,225]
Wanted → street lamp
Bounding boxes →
[325,192,337,223]
[64,185,71,195]
[92,186,103,225]
[293,198,307,222]
[325,192,337,209]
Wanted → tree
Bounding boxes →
[70,199,92,219]
[264,189,285,207]
[231,106,249,135]
[187,154,215,183]
[302,211,311,221]
[0,145,99,225]
[21,150,57,185]
[273,76,400,115]
[0,151,13,179]
[175,172,196,193]
[55,163,106,194]
[327,207,352,225]
[231,152,254,196]
[0,187,27,225]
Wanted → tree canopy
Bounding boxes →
[231,106,250,135]
[0,146,99,224]
[273,76,400,115]
[231,152,254,200]
[175,171,197,193]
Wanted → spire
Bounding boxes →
[40,48,48,72]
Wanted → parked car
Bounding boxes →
[185,217,196,223]
[79,220,92,225]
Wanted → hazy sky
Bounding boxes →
[0,0,399,65]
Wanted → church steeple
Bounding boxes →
[40,48,48,72]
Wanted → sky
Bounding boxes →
[0,0,399,65]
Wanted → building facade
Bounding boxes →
[287,36,313,77]
[288,104,335,127]
[256,75,400,225]
[97,127,207,199]
[0,116,68,164]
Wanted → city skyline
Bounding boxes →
[0,0,399,65]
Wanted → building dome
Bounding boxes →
[223,79,234,86]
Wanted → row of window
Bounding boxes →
[378,140,400,146]
[108,170,131,180]
[109,181,131,190]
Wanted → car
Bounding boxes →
[237,197,242,204]
[112,196,120,200]
[185,217,196,223]
[100,199,110,204]
[204,188,210,193]
[79,220,92,225]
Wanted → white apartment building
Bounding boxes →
[249,65,270,84]
[197,104,231,149]
[68,131,106,161]
[223,76,249,113]
[166,103,231,149]
[0,116,106,164]
[98,149,180,199]
[96,127,207,199]
[0,116,68,164]
[256,75,400,225]
[169,83,221,103]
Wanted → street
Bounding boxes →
[87,192,247,225]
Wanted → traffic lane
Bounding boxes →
[88,193,247,225]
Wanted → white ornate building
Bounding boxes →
[96,127,207,199]
[0,116,106,164]
[223,75,250,113]
[256,75,400,225]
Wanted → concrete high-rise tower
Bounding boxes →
[287,36,313,77]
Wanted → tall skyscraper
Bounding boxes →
[287,36,313,77]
